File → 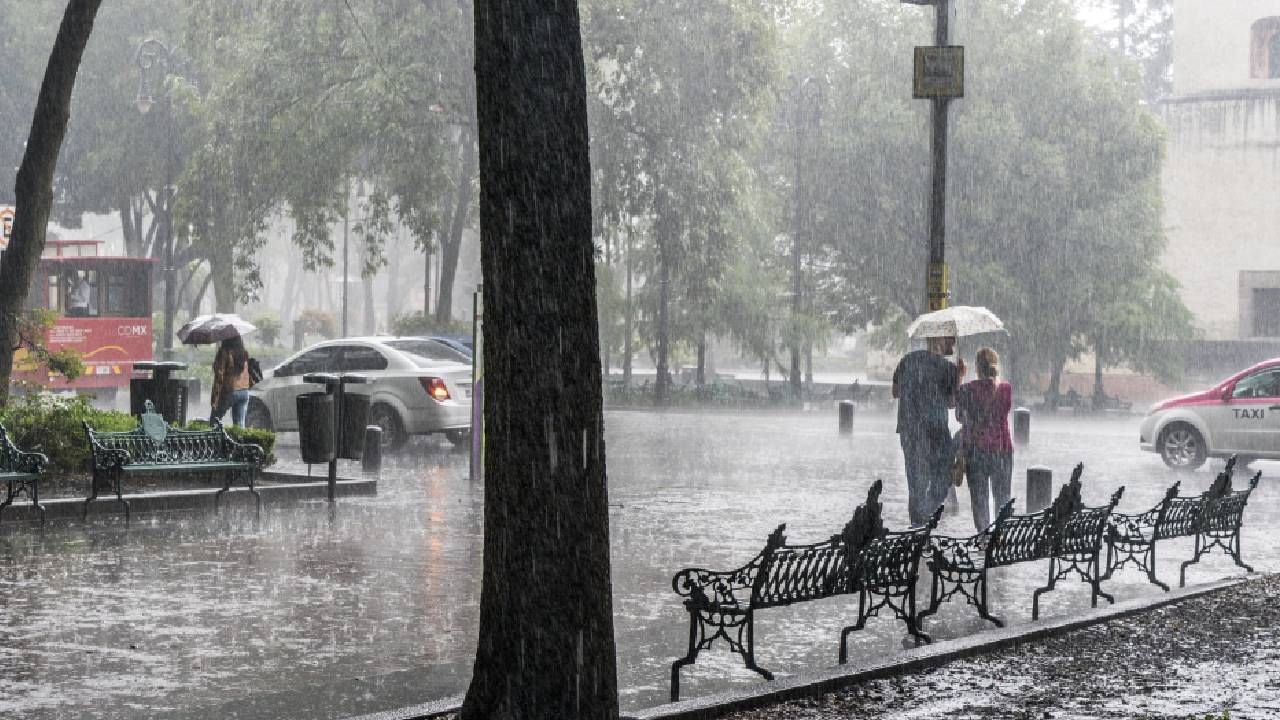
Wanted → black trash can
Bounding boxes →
[339,392,371,460]
[297,392,336,464]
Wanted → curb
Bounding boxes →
[622,575,1252,720]
[0,471,377,522]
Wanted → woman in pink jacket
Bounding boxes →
[956,348,1013,532]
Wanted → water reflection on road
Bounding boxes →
[0,410,1271,718]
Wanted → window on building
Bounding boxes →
[1251,18,1280,78]
[1253,287,1280,336]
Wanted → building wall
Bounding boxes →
[1174,0,1280,95]
[1163,1,1280,341]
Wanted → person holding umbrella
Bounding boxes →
[177,314,258,427]
[209,336,252,427]
[892,332,965,527]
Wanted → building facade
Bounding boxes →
[1163,0,1280,342]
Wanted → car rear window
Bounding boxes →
[385,340,470,366]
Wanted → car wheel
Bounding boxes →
[1160,423,1207,471]
[369,403,408,453]
[445,429,471,447]
[246,399,273,431]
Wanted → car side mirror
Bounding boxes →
[276,363,292,378]
[1221,385,1233,402]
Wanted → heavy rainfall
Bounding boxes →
[0,1,1276,719]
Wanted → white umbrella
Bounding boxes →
[906,305,1006,339]
[177,313,258,345]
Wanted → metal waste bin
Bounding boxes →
[130,361,190,425]
[339,392,370,460]
[297,392,336,464]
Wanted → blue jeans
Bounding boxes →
[900,427,952,527]
[967,450,1013,532]
[212,389,250,428]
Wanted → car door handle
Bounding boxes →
[1270,405,1280,411]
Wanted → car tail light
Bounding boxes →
[420,377,451,402]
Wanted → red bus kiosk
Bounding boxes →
[14,240,156,399]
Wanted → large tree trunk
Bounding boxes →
[653,190,675,406]
[622,227,633,387]
[461,1,617,718]
[0,0,103,407]
[436,128,477,325]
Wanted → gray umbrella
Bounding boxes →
[176,313,257,345]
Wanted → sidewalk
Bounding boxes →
[723,574,1280,720]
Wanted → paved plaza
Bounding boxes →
[0,409,1272,718]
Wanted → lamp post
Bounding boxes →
[788,75,824,404]
[902,0,961,312]
[135,38,178,358]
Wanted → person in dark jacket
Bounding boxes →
[892,334,965,527]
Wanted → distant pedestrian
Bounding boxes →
[892,334,965,527]
[956,347,1013,532]
[210,336,251,427]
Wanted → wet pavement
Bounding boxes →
[0,409,1272,718]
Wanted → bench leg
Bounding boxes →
[0,479,14,524]
[903,588,932,645]
[1032,558,1058,621]
[1090,554,1114,606]
[1145,543,1169,592]
[669,611,700,702]
[839,589,869,664]
[249,469,262,514]
[115,474,130,524]
[30,479,45,524]
[1180,534,1204,588]
[976,572,1004,627]
[742,612,772,682]
[1230,530,1253,573]
[915,569,943,626]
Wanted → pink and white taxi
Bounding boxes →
[1140,359,1280,470]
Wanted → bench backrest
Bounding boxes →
[85,422,234,465]
[754,480,886,608]
[1056,487,1124,555]
[852,505,941,589]
[1200,469,1262,534]
[0,424,37,474]
[987,463,1084,568]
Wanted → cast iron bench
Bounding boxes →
[668,480,941,701]
[1180,462,1261,587]
[0,423,47,523]
[1102,456,1235,591]
[918,464,1124,627]
[83,401,266,521]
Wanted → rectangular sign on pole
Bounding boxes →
[0,207,14,251]
[913,46,965,99]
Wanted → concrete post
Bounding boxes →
[838,400,855,434]
[1026,466,1052,513]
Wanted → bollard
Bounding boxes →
[1026,466,1052,514]
[1013,407,1031,446]
[362,425,383,474]
[838,400,855,435]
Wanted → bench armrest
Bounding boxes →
[672,559,761,609]
[7,447,48,474]
[220,428,266,466]
[927,532,988,571]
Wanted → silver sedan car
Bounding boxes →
[246,337,473,451]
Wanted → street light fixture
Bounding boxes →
[134,38,179,357]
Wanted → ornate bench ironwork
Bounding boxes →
[919,463,1087,629]
[83,401,266,521]
[1034,481,1124,619]
[0,423,47,523]
[668,480,940,701]
[1180,463,1261,587]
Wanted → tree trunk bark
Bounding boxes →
[654,190,675,407]
[0,0,103,406]
[363,272,376,335]
[622,227,633,387]
[436,128,477,325]
[461,1,617,718]
[1046,350,1067,410]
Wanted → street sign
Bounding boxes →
[0,206,13,251]
[913,46,964,99]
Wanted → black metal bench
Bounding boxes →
[919,464,1124,626]
[0,423,47,523]
[668,481,941,701]
[83,401,266,520]
[1103,456,1235,591]
[1180,463,1261,587]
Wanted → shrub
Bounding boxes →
[0,394,136,473]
